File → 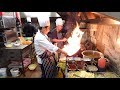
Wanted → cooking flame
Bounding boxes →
[62,22,84,56]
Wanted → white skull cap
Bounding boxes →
[55,18,64,26]
[38,17,50,27]
[27,17,31,22]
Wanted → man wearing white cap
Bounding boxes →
[34,17,67,78]
[48,18,67,49]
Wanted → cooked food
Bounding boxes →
[5,43,13,48]
[22,41,32,45]
[28,64,37,70]
[103,72,118,78]
[79,71,95,78]
[57,62,66,70]
[82,50,103,59]
[59,60,66,63]
[76,61,82,65]
[67,70,95,78]
[67,71,78,78]
[18,37,32,45]
[76,61,85,69]
[95,74,105,78]
[68,64,77,70]
[59,56,66,62]
[86,65,98,72]
[77,65,84,69]
[67,60,75,64]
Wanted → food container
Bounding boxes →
[68,63,77,71]
[4,42,13,48]
[13,42,20,47]
[86,65,98,72]
[10,68,20,77]
[66,57,74,61]
[67,57,86,70]
[98,58,109,68]
[0,68,7,78]
[76,60,86,70]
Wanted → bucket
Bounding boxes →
[10,68,20,77]
[0,68,7,78]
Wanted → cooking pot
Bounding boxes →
[82,50,104,61]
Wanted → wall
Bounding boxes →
[88,23,120,74]
[98,18,120,25]
[99,12,120,21]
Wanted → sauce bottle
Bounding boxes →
[98,58,106,69]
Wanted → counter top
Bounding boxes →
[57,55,120,78]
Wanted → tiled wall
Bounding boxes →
[88,24,120,74]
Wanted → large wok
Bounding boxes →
[82,50,104,61]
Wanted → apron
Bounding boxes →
[39,51,58,78]
[57,32,64,49]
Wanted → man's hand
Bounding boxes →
[80,44,86,51]
[62,38,67,42]
[57,48,67,56]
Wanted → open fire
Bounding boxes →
[62,22,84,56]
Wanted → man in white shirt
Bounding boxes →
[34,17,67,78]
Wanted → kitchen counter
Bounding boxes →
[57,55,120,78]
[66,70,119,78]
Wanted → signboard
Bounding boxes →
[0,12,15,17]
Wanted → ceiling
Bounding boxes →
[20,12,120,23]
[20,12,60,18]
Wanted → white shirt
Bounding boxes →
[34,30,58,64]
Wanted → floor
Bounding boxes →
[8,58,63,78]
[19,63,63,78]
[7,57,42,78]
[20,62,42,78]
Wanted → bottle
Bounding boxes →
[98,58,106,72]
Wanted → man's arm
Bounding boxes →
[52,38,67,43]
[37,38,67,55]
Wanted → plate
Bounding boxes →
[28,64,37,70]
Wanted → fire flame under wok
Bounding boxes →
[62,22,84,56]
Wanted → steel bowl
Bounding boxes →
[82,50,104,61]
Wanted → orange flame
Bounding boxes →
[62,22,84,56]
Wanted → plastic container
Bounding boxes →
[98,58,107,72]
[10,68,20,77]
[0,68,7,78]
[4,42,13,48]
[98,58,106,68]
